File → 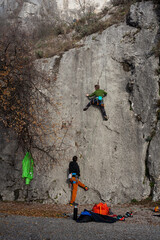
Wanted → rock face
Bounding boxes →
[0,0,111,30]
[0,1,160,204]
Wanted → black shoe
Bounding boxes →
[103,116,108,121]
[69,202,79,206]
[84,186,89,191]
[124,212,133,218]
[83,107,88,111]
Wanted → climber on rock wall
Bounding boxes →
[68,156,88,206]
[83,84,108,120]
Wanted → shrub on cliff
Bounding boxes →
[0,25,53,155]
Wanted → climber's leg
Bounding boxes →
[77,180,88,191]
[77,179,85,188]
[83,99,95,111]
[70,177,78,203]
[100,105,108,120]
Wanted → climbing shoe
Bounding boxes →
[84,186,89,191]
[117,215,125,221]
[124,212,133,218]
[69,202,79,206]
[103,116,108,121]
[83,107,88,111]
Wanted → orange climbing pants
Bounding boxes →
[70,176,85,203]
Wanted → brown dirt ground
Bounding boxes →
[0,202,93,218]
[0,200,160,225]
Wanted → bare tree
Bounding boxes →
[0,25,56,157]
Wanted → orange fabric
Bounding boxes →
[70,177,85,203]
[92,203,110,215]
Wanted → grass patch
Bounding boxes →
[150,181,155,188]
[131,199,138,203]
[131,197,160,207]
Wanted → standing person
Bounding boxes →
[69,156,88,206]
[83,84,108,120]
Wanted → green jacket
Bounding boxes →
[89,89,107,98]
[22,152,34,185]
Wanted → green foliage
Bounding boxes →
[150,181,155,188]
[131,197,154,205]
[35,50,44,58]
[131,199,138,203]
[75,20,106,38]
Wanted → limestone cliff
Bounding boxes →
[0,1,160,204]
[0,0,110,30]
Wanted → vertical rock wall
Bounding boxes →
[0,1,160,204]
[28,1,159,204]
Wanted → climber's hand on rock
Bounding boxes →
[86,94,89,97]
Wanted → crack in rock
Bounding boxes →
[90,187,105,202]
[103,124,120,135]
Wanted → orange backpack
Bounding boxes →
[92,203,110,215]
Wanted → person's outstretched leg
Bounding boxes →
[78,180,88,191]
[83,100,92,111]
[83,98,98,111]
